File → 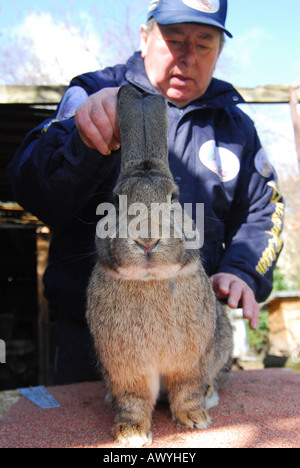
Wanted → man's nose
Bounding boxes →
[178,41,197,66]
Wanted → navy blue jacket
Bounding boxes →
[8,52,284,326]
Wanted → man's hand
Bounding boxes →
[75,87,121,155]
[210,272,259,330]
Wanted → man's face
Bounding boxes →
[140,22,222,108]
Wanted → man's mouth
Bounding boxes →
[170,75,193,85]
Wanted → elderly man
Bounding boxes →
[8,0,284,384]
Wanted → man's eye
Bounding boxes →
[168,40,182,48]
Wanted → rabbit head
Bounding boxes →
[95,84,201,281]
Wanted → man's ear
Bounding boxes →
[140,24,148,59]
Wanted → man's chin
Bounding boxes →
[165,87,204,108]
[166,93,196,108]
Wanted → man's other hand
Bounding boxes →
[210,272,259,330]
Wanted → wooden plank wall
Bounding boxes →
[1,84,300,104]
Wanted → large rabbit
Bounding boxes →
[86,84,233,447]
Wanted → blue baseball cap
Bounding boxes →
[147,0,232,38]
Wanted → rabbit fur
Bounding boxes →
[86,84,233,447]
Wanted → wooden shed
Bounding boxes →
[264,291,300,357]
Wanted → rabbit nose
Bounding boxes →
[134,239,160,252]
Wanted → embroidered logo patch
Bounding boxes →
[199,140,240,182]
[182,0,220,13]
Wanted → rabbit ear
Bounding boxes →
[117,84,169,173]
[117,85,145,164]
[143,92,169,162]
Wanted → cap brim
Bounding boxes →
[150,11,233,38]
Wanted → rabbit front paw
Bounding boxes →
[113,422,153,447]
[173,407,211,430]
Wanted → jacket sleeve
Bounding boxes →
[7,77,121,228]
[217,114,285,303]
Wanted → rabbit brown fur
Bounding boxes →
[86,84,233,447]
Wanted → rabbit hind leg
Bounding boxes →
[203,355,233,411]
[204,382,219,410]
[213,355,233,390]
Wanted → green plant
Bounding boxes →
[272,267,289,291]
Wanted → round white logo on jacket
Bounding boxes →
[199,140,240,182]
[254,148,273,178]
[182,0,220,13]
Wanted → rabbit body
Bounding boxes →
[86,85,233,447]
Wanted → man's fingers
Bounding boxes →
[75,87,120,155]
[228,282,259,330]
[101,90,121,146]
[227,280,243,309]
[242,290,259,330]
[210,273,259,330]
[210,274,230,298]
[76,112,111,154]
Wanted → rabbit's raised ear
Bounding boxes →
[117,84,169,171]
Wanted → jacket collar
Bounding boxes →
[125,51,245,110]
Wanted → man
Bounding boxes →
[8,0,284,384]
